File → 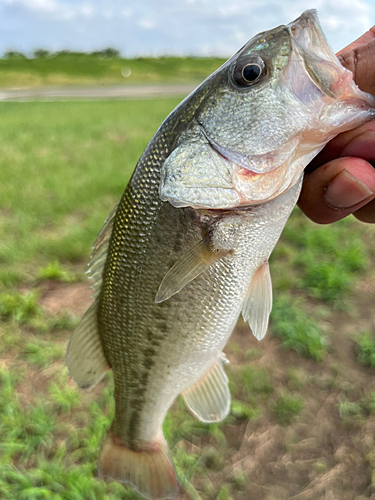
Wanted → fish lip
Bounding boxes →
[284,10,354,103]
[199,124,298,175]
[287,10,331,58]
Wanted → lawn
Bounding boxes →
[1,100,375,500]
[0,54,226,89]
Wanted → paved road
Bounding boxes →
[0,84,198,101]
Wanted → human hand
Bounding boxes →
[298,27,375,224]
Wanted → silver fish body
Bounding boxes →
[67,10,375,500]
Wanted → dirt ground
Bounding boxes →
[35,278,375,500]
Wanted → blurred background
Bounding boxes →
[0,1,375,499]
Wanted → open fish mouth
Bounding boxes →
[286,10,353,101]
[288,10,342,69]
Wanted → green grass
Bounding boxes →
[0,100,180,285]
[0,290,41,323]
[356,332,375,367]
[0,53,226,89]
[22,340,65,368]
[0,97,373,499]
[276,210,368,303]
[337,396,363,420]
[272,392,304,426]
[37,261,77,283]
[271,294,327,361]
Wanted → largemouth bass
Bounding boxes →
[67,10,375,500]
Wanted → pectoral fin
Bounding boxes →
[155,236,228,303]
[182,354,230,423]
[242,261,272,341]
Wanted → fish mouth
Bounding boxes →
[288,10,338,66]
[286,10,353,100]
[200,125,298,175]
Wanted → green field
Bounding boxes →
[0,54,226,89]
[1,100,375,500]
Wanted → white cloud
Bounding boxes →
[81,5,93,18]
[6,0,58,12]
[218,5,241,17]
[121,7,132,18]
[0,0,374,56]
[139,18,155,29]
[103,9,113,19]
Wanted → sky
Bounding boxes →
[0,0,374,57]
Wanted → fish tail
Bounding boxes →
[99,433,179,500]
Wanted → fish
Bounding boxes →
[67,10,375,500]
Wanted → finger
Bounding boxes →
[298,157,375,224]
[353,198,375,223]
[337,25,375,55]
[306,121,375,174]
[338,38,375,95]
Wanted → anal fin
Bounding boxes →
[182,354,230,423]
[66,301,110,389]
[155,235,228,303]
[242,261,272,341]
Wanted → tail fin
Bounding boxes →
[99,434,179,500]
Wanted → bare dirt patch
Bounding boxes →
[39,281,92,317]
[15,276,375,499]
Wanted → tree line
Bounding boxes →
[3,48,121,59]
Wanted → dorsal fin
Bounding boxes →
[67,300,110,389]
[88,204,118,298]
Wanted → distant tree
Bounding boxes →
[4,50,26,59]
[92,48,120,59]
[33,49,50,58]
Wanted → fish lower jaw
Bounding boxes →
[236,167,262,181]
[233,164,289,205]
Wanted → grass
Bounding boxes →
[276,210,368,304]
[22,340,65,368]
[0,96,374,498]
[37,261,77,283]
[272,392,304,426]
[0,291,41,323]
[0,100,180,286]
[337,396,363,420]
[356,331,375,367]
[270,294,327,361]
[0,53,226,89]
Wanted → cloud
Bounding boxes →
[6,0,58,12]
[139,19,154,29]
[0,0,374,56]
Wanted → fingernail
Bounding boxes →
[324,169,374,209]
[341,131,375,160]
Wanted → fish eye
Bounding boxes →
[243,64,261,82]
[232,55,266,88]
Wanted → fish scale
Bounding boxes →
[100,176,301,444]
[67,10,375,500]
[98,120,175,443]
